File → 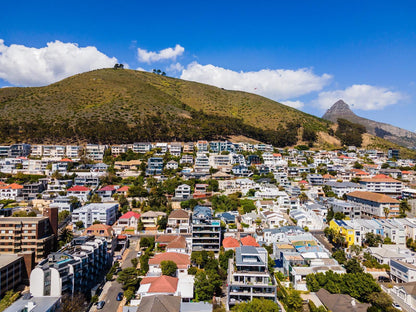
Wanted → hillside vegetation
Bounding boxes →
[0,68,332,146]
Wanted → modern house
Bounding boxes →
[191,206,221,252]
[227,246,276,308]
[71,203,118,228]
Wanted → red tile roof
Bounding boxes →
[148,252,190,269]
[119,211,141,219]
[117,186,130,192]
[60,158,73,162]
[240,235,259,247]
[67,185,90,192]
[141,275,178,293]
[0,183,23,190]
[347,191,399,203]
[98,185,116,191]
[222,237,240,248]
[83,224,113,236]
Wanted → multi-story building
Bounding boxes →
[0,183,23,200]
[0,254,26,297]
[85,144,107,161]
[346,191,400,218]
[390,259,416,283]
[196,141,208,152]
[30,236,108,297]
[9,144,31,158]
[132,142,152,154]
[194,154,210,173]
[359,174,403,197]
[227,246,276,308]
[191,206,221,252]
[0,208,58,263]
[183,142,194,154]
[324,181,361,197]
[146,157,164,175]
[66,185,91,202]
[167,209,191,234]
[65,145,81,159]
[174,184,191,200]
[169,142,182,156]
[74,174,100,187]
[72,203,118,228]
[140,211,166,231]
[328,198,360,219]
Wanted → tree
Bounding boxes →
[131,257,138,268]
[61,293,86,312]
[334,212,346,220]
[299,192,308,204]
[157,216,168,230]
[353,161,363,169]
[90,193,102,203]
[58,228,73,245]
[368,291,394,311]
[349,244,362,257]
[58,210,70,223]
[93,220,101,225]
[117,267,139,290]
[345,258,363,274]
[286,290,304,311]
[75,221,84,229]
[140,237,154,249]
[332,249,347,264]
[194,270,213,301]
[161,260,177,276]
[383,207,390,219]
[0,290,19,311]
[364,232,383,247]
[399,200,411,217]
[231,298,280,312]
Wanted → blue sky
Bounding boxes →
[1,0,415,131]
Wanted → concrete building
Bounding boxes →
[347,191,400,218]
[191,206,221,252]
[0,209,57,263]
[227,246,276,308]
[71,203,118,228]
[359,174,403,197]
[30,236,108,297]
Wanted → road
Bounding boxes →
[310,230,334,253]
[91,238,139,312]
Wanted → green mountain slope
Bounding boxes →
[0,68,332,146]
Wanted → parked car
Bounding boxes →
[97,301,105,310]
[137,251,142,257]
[392,303,402,310]
[117,292,123,301]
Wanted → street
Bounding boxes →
[90,237,139,312]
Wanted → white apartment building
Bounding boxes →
[72,203,118,227]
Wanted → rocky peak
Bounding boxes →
[322,99,356,121]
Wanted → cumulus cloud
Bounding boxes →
[137,44,184,63]
[314,84,404,110]
[281,100,304,109]
[0,39,117,86]
[180,62,332,101]
[166,62,184,73]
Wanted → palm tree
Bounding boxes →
[299,192,308,204]
[383,207,390,219]
[59,228,73,245]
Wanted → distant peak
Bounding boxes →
[322,99,356,120]
[331,99,351,110]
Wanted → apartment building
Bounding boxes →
[0,208,58,263]
[227,246,276,308]
[0,255,26,297]
[72,203,118,228]
[85,144,107,161]
[146,157,164,175]
[359,174,403,197]
[30,236,108,297]
[191,206,221,252]
[347,191,400,218]
[132,142,152,154]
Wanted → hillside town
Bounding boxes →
[0,141,416,312]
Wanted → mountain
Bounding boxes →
[323,100,416,148]
[0,68,331,146]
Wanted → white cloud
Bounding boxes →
[180,62,332,101]
[281,100,304,109]
[0,39,118,86]
[137,44,184,63]
[315,84,404,110]
[166,62,184,73]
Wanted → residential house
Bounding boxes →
[174,184,191,200]
[155,235,188,254]
[96,185,118,201]
[137,275,194,302]
[167,209,190,234]
[141,211,167,231]
[148,252,190,276]
[227,246,276,308]
[146,157,164,175]
[66,185,91,202]
[113,211,141,235]
[0,183,23,200]
[191,206,221,252]
[359,174,403,197]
